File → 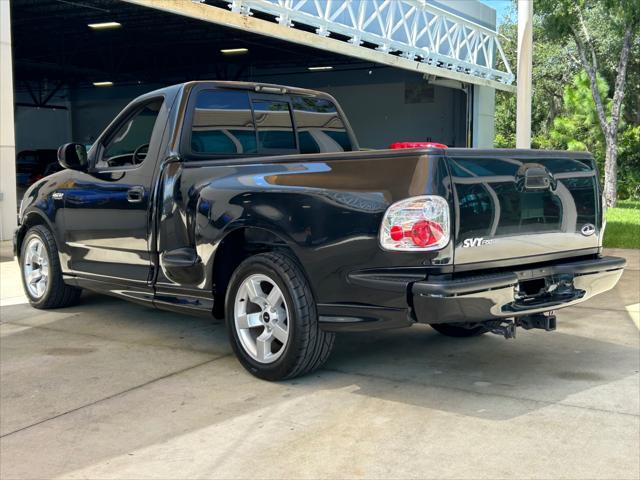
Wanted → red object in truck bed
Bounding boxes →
[389,141,448,149]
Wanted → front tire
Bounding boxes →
[225,252,334,381]
[430,322,488,337]
[20,225,82,309]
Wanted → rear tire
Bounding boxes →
[19,225,82,309]
[225,252,335,381]
[430,323,488,337]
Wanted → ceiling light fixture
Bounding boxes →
[93,81,114,87]
[308,66,333,71]
[88,21,122,30]
[220,48,249,55]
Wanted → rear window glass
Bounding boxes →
[191,90,257,154]
[291,96,353,153]
[252,100,296,151]
[189,90,353,155]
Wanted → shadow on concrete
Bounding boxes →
[322,323,638,420]
[1,244,639,478]
[3,292,638,415]
[1,286,638,478]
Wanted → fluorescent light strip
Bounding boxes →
[220,48,249,54]
[308,66,333,71]
[93,81,114,87]
[88,21,122,30]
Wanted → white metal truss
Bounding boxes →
[225,0,514,85]
[122,0,515,91]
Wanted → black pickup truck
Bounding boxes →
[15,81,625,380]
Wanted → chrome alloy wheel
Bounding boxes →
[23,237,49,299]
[234,273,290,364]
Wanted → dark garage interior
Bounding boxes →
[11,0,469,176]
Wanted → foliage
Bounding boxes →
[493,0,640,203]
[494,13,582,148]
[548,72,610,170]
[618,125,640,200]
[494,91,516,148]
[539,0,638,206]
[603,199,640,248]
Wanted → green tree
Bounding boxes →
[537,0,640,206]
[549,72,610,169]
[494,12,581,147]
[618,124,640,199]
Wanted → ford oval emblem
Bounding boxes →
[581,224,596,236]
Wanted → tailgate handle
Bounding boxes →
[515,163,556,191]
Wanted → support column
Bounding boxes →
[0,0,17,242]
[516,0,533,148]
[472,85,496,148]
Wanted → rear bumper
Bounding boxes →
[320,255,625,331]
[412,256,625,324]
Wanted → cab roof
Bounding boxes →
[181,80,326,98]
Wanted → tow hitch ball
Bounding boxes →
[486,313,557,339]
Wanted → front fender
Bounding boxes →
[15,175,65,257]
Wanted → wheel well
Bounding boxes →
[15,213,49,258]
[212,228,299,319]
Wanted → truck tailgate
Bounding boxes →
[446,151,601,267]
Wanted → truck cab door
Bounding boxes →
[61,97,167,287]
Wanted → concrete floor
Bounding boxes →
[1,244,638,480]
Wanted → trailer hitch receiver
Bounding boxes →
[484,312,556,339]
[519,313,556,331]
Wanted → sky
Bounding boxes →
[479,0,516,27]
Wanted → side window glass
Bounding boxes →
[252,100,296,151]
[99,99,163,168]
[191,90,257,155]
[292,96,353,153]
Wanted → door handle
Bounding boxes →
[127,186,145,203]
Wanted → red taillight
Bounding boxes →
[389,221,444,247]
[410,220,443,247]
[389,142,448,150]
[380,196,449,252]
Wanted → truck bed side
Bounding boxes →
[154,149,451,326]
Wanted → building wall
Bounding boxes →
[250,67,468,148]
[13,84,161,150]
[325,81,465,149]
[14,93,72,153]
[14,70,469,152]
[435,0,497,30]
[1,0,17,240]
[69,84,164,145]
[472,85,496,148]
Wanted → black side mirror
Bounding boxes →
[58,143,88,171]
